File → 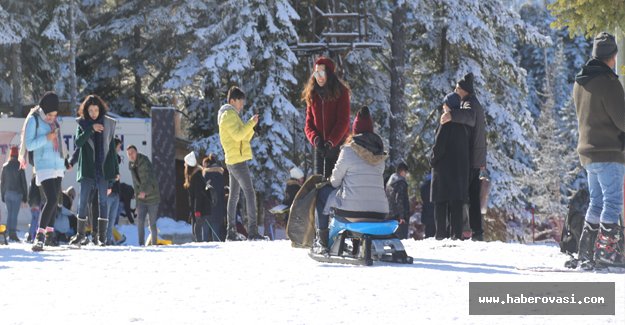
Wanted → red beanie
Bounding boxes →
[315,57,335,74]
[10,146,18,158]
[352,106,373,134]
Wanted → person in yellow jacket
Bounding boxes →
[218,86,265,241]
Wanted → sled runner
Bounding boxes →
[309,215,414,266]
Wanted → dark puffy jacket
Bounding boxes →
[1,158,27,203]
[188,169,212,216]
[203,164,226,220]
[385,173,410,220]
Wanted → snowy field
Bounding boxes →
[1,230,623,325]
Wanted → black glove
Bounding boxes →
[313,136,322,148]
[323,141,332,152]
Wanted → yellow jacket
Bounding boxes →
[218,104,256,165]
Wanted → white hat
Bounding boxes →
[184,152,197,167]
[290,167,304,179]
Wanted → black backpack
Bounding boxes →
[27,114,39,166]
[560,188,588,255]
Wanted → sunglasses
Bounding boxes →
[313,70,327,79]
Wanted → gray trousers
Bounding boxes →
[136,202,158,245]
[226,162,258,236]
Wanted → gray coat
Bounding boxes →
[324,133,389,216]
[449,94,487,168]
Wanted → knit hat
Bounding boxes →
[315,57,335,74]
[443,92,461,110]
[592,32,618,60]
[457,73,474,94]
[290,167,304,180]
[9,146,18,158]
[184,152,197,167]
[39,91,59,114]
[352,106,374,134]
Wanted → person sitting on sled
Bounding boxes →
[313,106,389,255]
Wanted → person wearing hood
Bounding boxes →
[431,92,472,240]
[20,91,69,251]
[202,154,226,241]
[1,146,28,242]
[301,57,351,178]
[68,95,118,247]
[386,162,410,239]
[573,32,625,270]
[312,106,389,255]
[217,86,265,241]
[440,72,487,241]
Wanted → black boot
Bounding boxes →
[69,218,87,247]
[578,221,599,270]
[45,231,59,247]
[8,231,21,242]
[97,219,108,247]
[31,232,46,252]
[594,223,625,267]
[311,229,329,256]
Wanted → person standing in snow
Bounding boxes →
[68,95,119,247]
[313,107,389,255]
[202,154,226,241]
[386,162,410,239]
[302,57,351,178]
[105,138,123,245]
[1,146,28,242]
[126,145,160,246]
[26,173,41,243]
[419,173,435,238]
[431,93,472,240]
[573,32,625,269]
[440,73,487,241]
[20,91,68,251]
[282,167,304,223]
[218,86,265,241]
[184,151,211,242]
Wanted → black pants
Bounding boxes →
[40,177,62,230]
[314,145,340,178]
[468,168,483,237]
[434,200,463,239]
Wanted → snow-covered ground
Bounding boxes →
[1,230,623,325]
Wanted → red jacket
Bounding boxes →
[304,85,351,147]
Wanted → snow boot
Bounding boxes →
[97,219,108,247]
[31,232,45,252]
[311,229,329,256]
[69,218,87,247]
[578,221,599,270]
[8,231,21,243]
[226,228,246,241]
[247,232,268,241]
[594,223,625,267]
[45,231,58,247]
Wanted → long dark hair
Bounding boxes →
[78,94,108,121]
[301,69,350,106]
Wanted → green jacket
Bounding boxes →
[75,115,119,182]
[129,153,160,204]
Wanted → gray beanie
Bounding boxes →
[592,32,618,60]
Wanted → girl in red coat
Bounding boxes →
[301,57,351,177]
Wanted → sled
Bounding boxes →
[0,224,7,245]
[287,175,325,248]
[309,215,414,266]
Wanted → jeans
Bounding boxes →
[226,162,258,236]
[78,177,108,222]
[136,202,158,245]
[584,162,625,224]
[29,208,40,240]
[106,193,120,244]
[5,191,23,233]
[315,184,335,230]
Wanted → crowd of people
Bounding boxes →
[1,35,623,268]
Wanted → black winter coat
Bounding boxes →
[430,120,472,202]
[188,169,212,216]
[203,165,226,220]
[1,158,27,203]
[386,173,410,219]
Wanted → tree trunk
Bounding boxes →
[69,0,78,112]
[10,43,23,117]
[133,26,143,116]
[617,29,625,90]
[389,2,407,166]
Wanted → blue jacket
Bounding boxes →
[24,114,65,173]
